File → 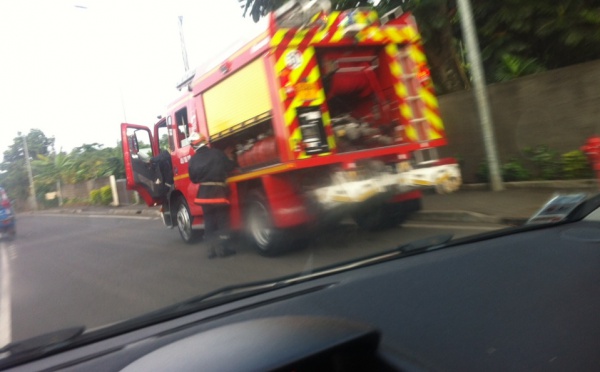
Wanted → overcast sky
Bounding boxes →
[0,0,266,158]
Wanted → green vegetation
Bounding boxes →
[524,145,561,180]
[561,150,594,179]
[502,158,531,182]
[476,146,594,182]
[89,186,115,206]
[89,186,113,206]
[90,189,102,205]
[62,197,89,206]
[0,129,125,208]
[476,157,530,182]
[100,186,113,205]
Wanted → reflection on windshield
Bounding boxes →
[0,0,599,363]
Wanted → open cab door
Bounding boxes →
[121,123,167,206]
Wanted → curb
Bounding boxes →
[461,179,598,191]
[410,210,502,224]
[29,207,161,217]
[410,210,529,226]
[105,208,161,216]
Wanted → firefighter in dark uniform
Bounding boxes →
[188,133,237,258]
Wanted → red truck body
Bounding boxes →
[121,2,461,254]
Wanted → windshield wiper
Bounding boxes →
[97,233,457,337]
[0,326,85,367]
[154,233,457,314]
[397,233,454,253]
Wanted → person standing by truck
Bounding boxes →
[188,133,237,258]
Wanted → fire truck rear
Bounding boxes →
[121,0,461,255]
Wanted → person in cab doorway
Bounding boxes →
[188,132,237,259]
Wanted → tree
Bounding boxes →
[0,129,54,203]
[240,0,284,22]
[1,131,125,208]
[2,129,54,164]
[31,151,76,202]
[69,143,122,183]
[472,0,600,83]
[403,0,470,92]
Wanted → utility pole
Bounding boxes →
[456,0,504,191]
[20,132,38,211]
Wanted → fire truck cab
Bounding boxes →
[121,0,461,255]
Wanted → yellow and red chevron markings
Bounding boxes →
[271,10,380,48]
[270,10,445,152]
[357,20,445,142]
[273,44,335,159]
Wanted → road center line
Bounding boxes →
[0,244,12,348]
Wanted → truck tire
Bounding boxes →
[245,191,307,256]
[176,197,201,244]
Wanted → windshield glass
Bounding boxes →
[1,0,599,362]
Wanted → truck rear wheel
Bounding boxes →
[176,197,201,244]
[246,191,307,256]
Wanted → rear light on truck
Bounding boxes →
[417,64,431,84]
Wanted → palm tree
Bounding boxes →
[32,152,76,206]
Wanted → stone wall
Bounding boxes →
[438,59,600,182]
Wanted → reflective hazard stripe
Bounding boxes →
[194,198,230,205]
[380,29,445,142]
[271,10,380,48]
[270,11,444,146]
[274,43,335,159]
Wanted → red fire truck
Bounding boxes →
[121,0,461,255]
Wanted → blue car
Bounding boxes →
[0,187,15,240]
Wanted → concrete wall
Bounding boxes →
[115,179,138,205]
[438,59,600,182]
[61,177,112,200]
[59,177,137,205]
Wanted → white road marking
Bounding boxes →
[0,244,12,348]
[87,215,158,220]
[403,222,502,231]
[8,245,17,260]
[35,214,158,221]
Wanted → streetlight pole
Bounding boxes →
[19,132,38,211]
[456,0,504,191]
[178,16,190,72]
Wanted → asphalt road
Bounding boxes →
[0,213,507,346]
